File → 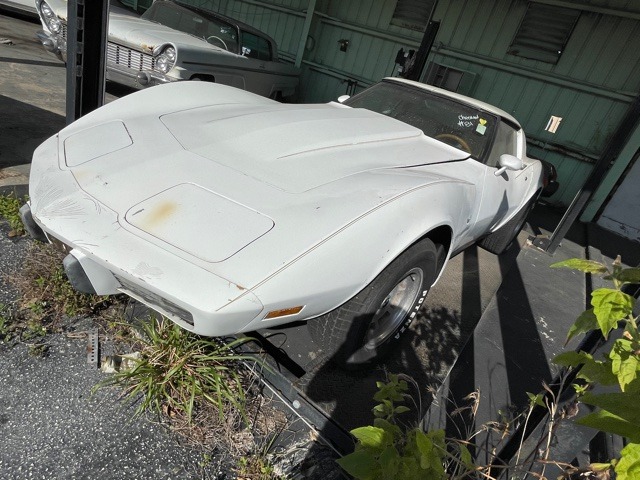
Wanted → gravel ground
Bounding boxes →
[0,221,234,480]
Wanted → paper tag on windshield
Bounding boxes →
[476,118,487,135]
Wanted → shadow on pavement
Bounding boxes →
[0,55,64,68]
[0,95,65,169]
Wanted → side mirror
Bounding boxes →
[337,95,350,104]
[494,154,523,176]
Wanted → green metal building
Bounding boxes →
[167,0,640,239]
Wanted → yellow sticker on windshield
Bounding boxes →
[476,118,487,135]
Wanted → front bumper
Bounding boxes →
[24,144,266,337]
[106,64,177,90]
[36,29,66,61]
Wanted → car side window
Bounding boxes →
[486,122,518,168]
[241,31,272,61]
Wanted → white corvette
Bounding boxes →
[22,78,545,366]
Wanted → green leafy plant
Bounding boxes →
[337,374,475,480]
[100,317,257,423]
[552,257,640,480]
[0,193,26,236]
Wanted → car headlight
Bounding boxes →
[39,1,62,34]
[155,46,176,74]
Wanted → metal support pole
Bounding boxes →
[295,0,316,68]
[405,20,440,82]
[531,94,640,255]
[66,0,109,125]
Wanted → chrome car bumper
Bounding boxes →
[106,64,177,90]
[36,29,66,61]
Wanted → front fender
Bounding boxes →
[242,178,473,331]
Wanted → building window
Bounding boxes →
[508,2,580,64]
[391,0,435,31]
[424,62,478,96]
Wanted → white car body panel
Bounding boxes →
[28,79,543,336]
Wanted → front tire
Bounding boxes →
[308,239,438,368]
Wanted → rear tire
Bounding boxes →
[478,196,536,255]
[308,239,438,368]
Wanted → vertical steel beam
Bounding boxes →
[532,94,640,255]
[295,0,316,68]
[406,20,440,82]
[66,0,109,125]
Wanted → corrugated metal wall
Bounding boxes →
[182,0,640,208]
[427,0,640,206]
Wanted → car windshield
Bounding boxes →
[343,81,498,161]
[142,2,240,52]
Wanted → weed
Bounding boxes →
[0,303,13,341]
[0,193,27,237]
[99,317,258,423]
[236,454,287,480]
[5,242,110,326]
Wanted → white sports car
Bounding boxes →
[22,78,546,366]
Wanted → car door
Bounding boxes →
[472,122,534,236]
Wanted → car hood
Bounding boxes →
[108,12,232,55]
[158,102,468,193]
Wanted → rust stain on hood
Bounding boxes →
[143,201,178,228]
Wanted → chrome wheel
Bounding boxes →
[363,267,424,349]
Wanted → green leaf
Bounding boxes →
[458,443,475,470]
[379,445,401,479]
[551,259,608,274]
[577,410,640,443]
[566,309,600,344]
[610,339,640,391]
[554,350,593,367]
[590,462,612,472]
[615,443,640,480]
[591,288,634,338]
[373,418,402,441]
[351,426,393,451]
[336,450,379,480]
[617,268,640,284]
[394,406,411,415]
[527,392,546,408]
[581,362,619,386]
[581,392,640,429]
[414,430,445,476]
[398,456,420,479]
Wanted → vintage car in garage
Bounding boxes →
[35,0,299,99]
[22,78,549,367]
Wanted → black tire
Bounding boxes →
[478,196,536,255]
[308,239,438,368]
